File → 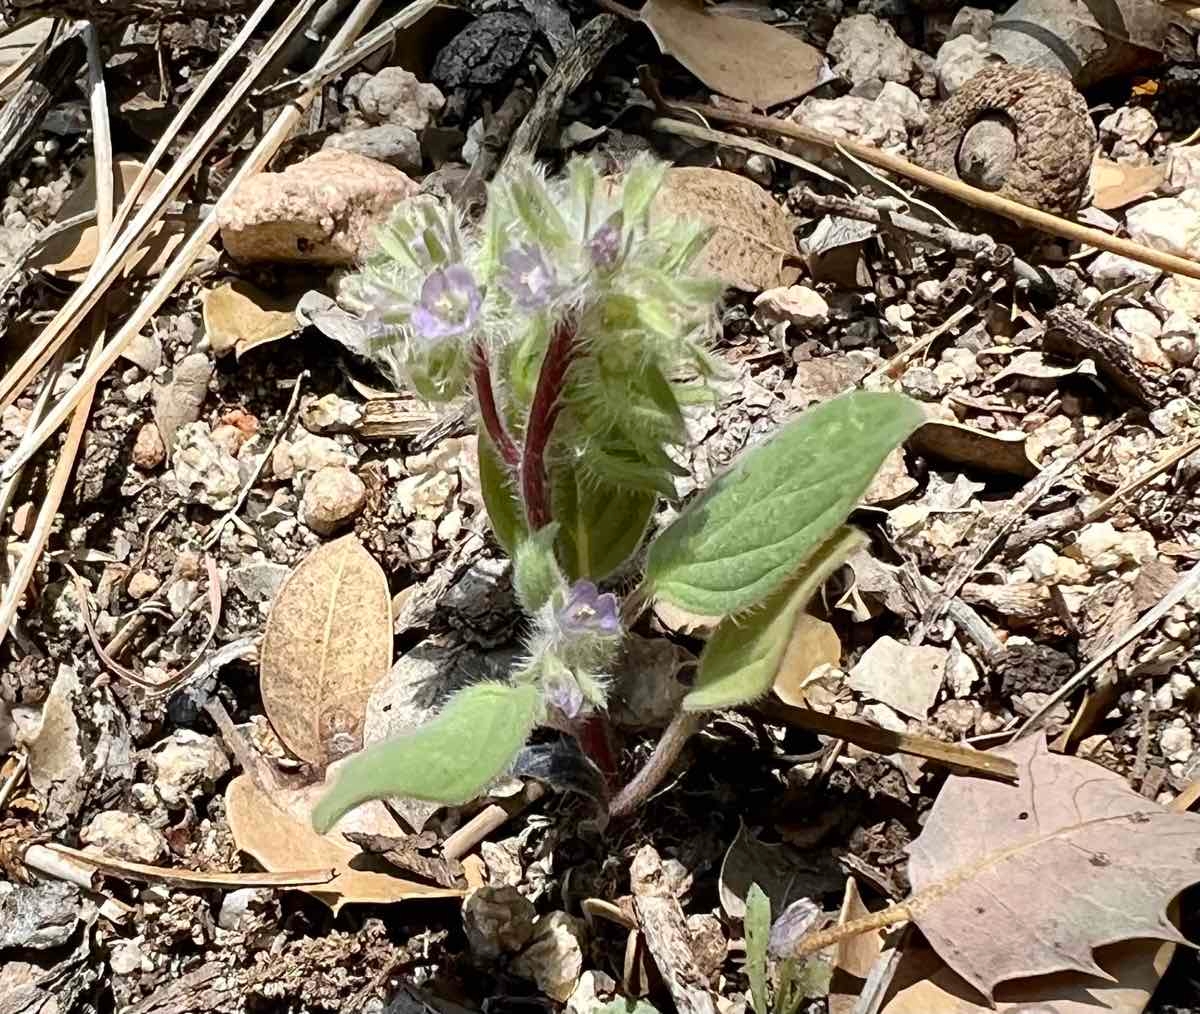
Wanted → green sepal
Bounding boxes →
[646,392,924,617]
[683,527,864,712]
[513,523,565,613]
[311,682,542,833]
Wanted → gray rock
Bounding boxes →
[0,880,79,949]
[324,125,422,173]
[173,422,241,510]
[1125,190,1200,258]
[229,560,290,605]
[355,67,444,131]
[827,15,915,86]
[152,730,229,808]
[900,365,942,400]
[300,465,367,535]
[1088,250,1162,290]
[934,35,999,96]
[152,352,213,453]
[948,6,994,41]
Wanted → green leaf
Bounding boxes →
[745,883,771,1014]
[683,527,864,712]
[478,429,527,555]
[554,461,656,581]
[312,682,542,833]
[646,391,923,616]
[514,523,565,613]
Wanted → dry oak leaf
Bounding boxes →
[1091,158,1166,211]
[225,773,460,912]
[201,280,299,358]
[654,167,799,292]
[905,734,1198,1000]
[908,420,1039,480]
[771,612,841,708]
[639,0,826,108]
[260,535,392,765]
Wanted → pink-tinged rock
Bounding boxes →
[217,150,418,265]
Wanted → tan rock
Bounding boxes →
[301,465,367,535]
[82,810,166,864]
[217,150,418,265]
[132,422,166,470]
[127,571,161,600]
[753,284,829,327]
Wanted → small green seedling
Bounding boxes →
[312,156,923,833]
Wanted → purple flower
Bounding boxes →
[559,580,620,636]
[587,212,623,269]
[500,244,557,310]
[411,265,482,340]
[545,673,585,720]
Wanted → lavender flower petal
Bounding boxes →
[500,244,557,310]
[587,212,623,269]
[412,264,481,340]
[560,580,620,636]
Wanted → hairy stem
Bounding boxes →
[472,340,519,466]
[609,710,708,818]
[521,317,577,530]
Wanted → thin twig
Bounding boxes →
[1082,431,1200,524]
[442,782,546,861]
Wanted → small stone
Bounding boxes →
[511,912,587,1002]
[355,67,444,130]
[1168,145,1200,192]
[900,365,941,400]
[1021,544,1059,582]
[792,94,910,156]
[173,422,241,510]
[1066,522,1156,572]
[1157,276,1200,320]
[82,810,166,863]
[1160,719,1193,762]
[827,14,915,87]
[152,730,229,808]
[914,279,942,302]
[218,887,276,931]
[1099,106,1157,155]
[0,880,79,949]
[753,285,829,327]
[108,939,146,976]
[127,571,161,600]
[1088,251,1161,291]
[743,153,773,187]
[132,422,166,470]
[272,432,354,479]
[229,560,290,605]
[324,125,422,173]
[848,636,948,720]
[209,423,248,458]
[301,465,367,535]
[935,35,998,97]
[948,6,994,41]
[1114,306,1162,341]
[217,149,419,265]
[463,885,536,960]
[300,393,363,433]
[152,351,213,451]
[1125,189,1200,259]
[874,81,927,130]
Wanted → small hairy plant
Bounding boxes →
[312,156,923,833]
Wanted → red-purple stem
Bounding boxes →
[472,341,519,466]
[521,318,577,530]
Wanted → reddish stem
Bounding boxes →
[472,341,519,466]
[577,714,618,786]
[521,318,577,530]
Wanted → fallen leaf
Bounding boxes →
[260,535,393,765]
[904,734,1199,1000]
[909,420,1040,478]
[989,349,1098,387]
[772,613,842,708]
[31,158,217,280]
[639,0,826,108]
[828,879,1174,1014]
[718,822,843,921]
[1091,158,1166,211]
[201,280,300,358]
[847,636,946,721]
[225,773,459,912]
[654,167,799,291]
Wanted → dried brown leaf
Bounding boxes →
[225,773,460,912]
[906,734,1198,1000]
[771,613,841,708]
[639,0,825,108]
[654,167,798,291]
[1091,158,1166,211]
[718,822,842,920]
[202,280,300,358]
[260,535,392,765]
[909,420,1039,479]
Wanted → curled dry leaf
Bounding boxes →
[903,734,1198,1000]
[225,773,460,912]
[719,822,842,921]
[201,280,300,358]
[828,878,1174,1014]
[653,167,799,292]
[32,158,217,281]
[771,613,841,708]
[1091,158,1166,211]
[639,0,826,108]
[259,535,393,765]
[909,420,1039,479]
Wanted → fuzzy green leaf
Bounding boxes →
[514,523,565,613]
[745,883,771,1014]
[312,682,542,833]
[646,392,923,616]
[684,528,863,712]
[554,463,656,581]
[478,430,527,555]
